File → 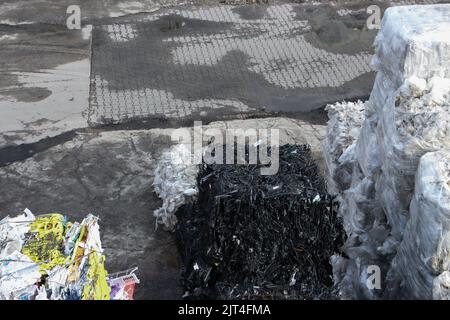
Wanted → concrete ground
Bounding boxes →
[0,0,447,299]
[0,24,92,147]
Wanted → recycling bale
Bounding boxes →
[175,144,346,299]
[0,210,139,300]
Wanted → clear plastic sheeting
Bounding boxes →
[322,100,365,195]
[376,75,450,237]
[153,144,199,230]
[371,4,450,87]
[385,151,450,299]
[324,4,450,299]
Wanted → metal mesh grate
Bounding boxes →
[88,4,374,125]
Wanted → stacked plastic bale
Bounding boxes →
[371,5,450,298]
[324,4,450,299]
[325,98,391,299]
[384,151,450,299]
[324,91,394,299]
[371,5,450,241]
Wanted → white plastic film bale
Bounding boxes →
[322,100,366,194]
[371,5,450,88]
[371,5,450,236]
[384,151,450,299]
[328,4,450,299]
[376,76,450,237]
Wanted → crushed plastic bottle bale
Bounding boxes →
[0,209,139,300]
[175,144,346,300]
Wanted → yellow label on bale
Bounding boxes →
[21,214,68,273]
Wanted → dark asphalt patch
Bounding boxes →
[0,130,78,167]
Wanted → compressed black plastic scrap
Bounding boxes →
[175,144,346,300]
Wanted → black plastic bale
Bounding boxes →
[175,144,346,299]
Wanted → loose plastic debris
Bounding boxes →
[175,144,346,299]
[153,144,199,230]
[0,209,139,300]
[322,100,366,195]
[108,267,140,300]
[324,4,450,299]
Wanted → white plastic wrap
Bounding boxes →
[0,251,41,300]
[384,151,450,299]
[322,100,366,194]
[377,75,450,237]
[372,5,450,87]
[326,4,450,299]
[342,174,383,234]
[372,6,450,233]
[331,223,394,300]
[153,144,199,230]
[332,163,393,300]
[0,208,35,259]
[354,114,381,179]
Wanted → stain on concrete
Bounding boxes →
[231,4,268,19]
[1,87,52,103]
[0,130,77,167]
[0,23,92,148]
[0,23,90,104]
[293,1,386,55]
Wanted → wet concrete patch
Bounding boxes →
[0,87,52,103]
[0,23,92,148]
